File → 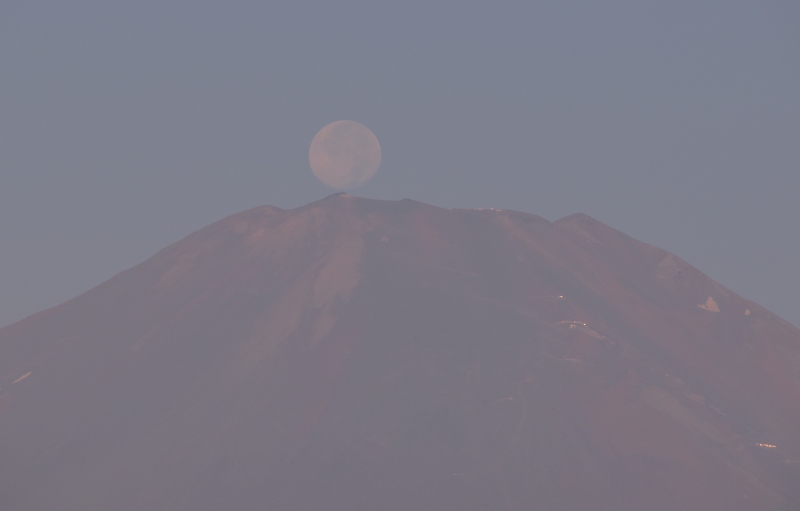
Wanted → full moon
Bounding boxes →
[309,120,381,190]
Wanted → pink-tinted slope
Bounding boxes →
[0,194,798,510]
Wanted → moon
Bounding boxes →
[309,120,381,190]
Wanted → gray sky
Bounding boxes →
[1,0,798,328]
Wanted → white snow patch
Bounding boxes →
[698,296,720,313]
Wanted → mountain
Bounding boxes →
[1,194,798,510]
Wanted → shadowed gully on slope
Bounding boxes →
[0,194,798,510]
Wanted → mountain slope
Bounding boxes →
[1,194,798,510]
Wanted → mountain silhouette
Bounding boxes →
[1,194,798,510]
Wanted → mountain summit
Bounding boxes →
[1,194,798,510]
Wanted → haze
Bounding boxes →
[1,1,799,328]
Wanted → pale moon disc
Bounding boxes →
[309,120,381,190]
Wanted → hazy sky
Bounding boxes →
[1,1,798,328]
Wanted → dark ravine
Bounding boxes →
[1,194,798,510]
